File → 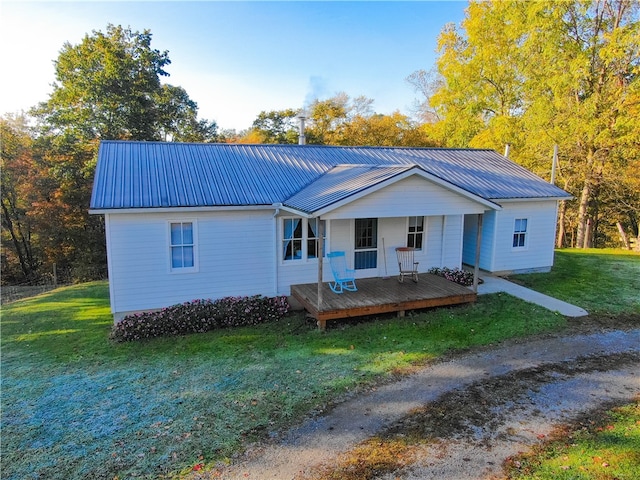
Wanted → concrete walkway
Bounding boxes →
[476,274,589,317]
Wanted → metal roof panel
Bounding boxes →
[90,142,571,210]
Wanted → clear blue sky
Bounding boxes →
[0,1,468,131]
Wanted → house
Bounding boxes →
[90,141,571,321]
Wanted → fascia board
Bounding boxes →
[89,205,276,215]
[492,196,572,203]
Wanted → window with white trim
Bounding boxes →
[407,216,424,249]
[307,218,326,259]
[170,221,196,271]
[283,217,326,261]
[513,218,528,248]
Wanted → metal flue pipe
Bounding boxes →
[297,115,306,145]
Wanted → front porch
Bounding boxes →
[291,273,477,329]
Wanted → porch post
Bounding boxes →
[473,213,483,293]
[317,217,324,314]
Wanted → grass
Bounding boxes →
[506,401,640,480]
[510,248,640,315]
[1,249,637,479]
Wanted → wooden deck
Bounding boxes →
[291,273,477,329]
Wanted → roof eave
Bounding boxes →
[492,195,573,203]
[89,204,277,215]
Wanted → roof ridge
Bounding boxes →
[99,139,496,153]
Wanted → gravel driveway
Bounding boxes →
[198,319,639,480]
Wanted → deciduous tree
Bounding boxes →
[419,0,640,247]
[1,115,39,282]
[4,24,218,283]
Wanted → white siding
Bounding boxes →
[379,217,407,277]
[463,201,559,274]
[106,210,275,316]
[323,176,488,220]
[442,214,464,268]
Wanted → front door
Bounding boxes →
[354,218,378,270]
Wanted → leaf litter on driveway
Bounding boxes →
[200,327,640,480]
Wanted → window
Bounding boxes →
[283,217,326,261]
[170,222,195,270]
[307,218,326,259]
[407,216,424,249]
[354,218,377,269]
[283,218,303,260]
[513,218,528,248]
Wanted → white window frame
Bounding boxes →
[407,216,425,250]
[168,220,198,273]
[512,218,528,250]
[281,216,326,263]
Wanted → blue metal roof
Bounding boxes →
[90,141,571,211]
[284,165,416,214]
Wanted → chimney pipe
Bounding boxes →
[297,114,306,145]
[503,144,510,158]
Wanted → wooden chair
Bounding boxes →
[327,251,357,294]
[396,247,419,283]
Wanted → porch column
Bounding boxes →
[317,217,324,314]
[473,213,484,293]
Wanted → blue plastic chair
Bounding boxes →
[327,251,357,294]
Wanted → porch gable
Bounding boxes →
[283,164,500,219]
[317,174,498,220]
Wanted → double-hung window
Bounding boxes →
[170,221,196,271]
[283,218,303,260]
[407,216,424,249]
[513,218,528,248]
[283,217,326,261]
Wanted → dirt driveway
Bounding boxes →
[200,316,640,480]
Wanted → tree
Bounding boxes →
[32,24,215,142]
[302,92,426,146]
[406,67,445,125]
[244,94,436,147]
[155,84,218,142]
[305,93,351,144]
[420,0,640,248]
[4,24,219,283]
[0,115,39,282]
[33,25,169,140]
[250,109,300,144]
[338,111,436,147]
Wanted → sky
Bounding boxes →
[0,1,468,131]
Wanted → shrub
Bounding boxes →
[110,295,290,342]
[427,267,474,286]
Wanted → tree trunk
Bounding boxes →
[1,200,32,279]
[576,180,591,249]
[556,201,567,248]
[616,222,631,249]
[584,218,593,249]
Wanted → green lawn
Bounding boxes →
[1,249,637,479]
[511,249,640,315]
